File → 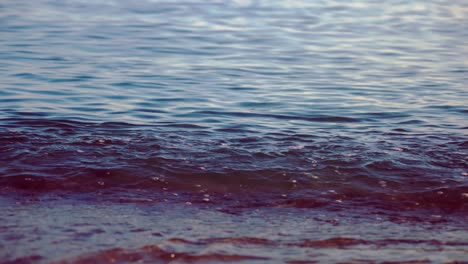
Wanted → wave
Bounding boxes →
[37,237,467,264]
[1,118,467,215]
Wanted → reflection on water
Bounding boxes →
[0,0,467,263]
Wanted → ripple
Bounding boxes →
[1,0,467,262]
[177,111,362,123]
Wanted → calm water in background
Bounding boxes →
[1,0,467,263]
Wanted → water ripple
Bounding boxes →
[1,0,468,262]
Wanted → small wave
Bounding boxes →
[177,111,361,123]
[290,237,468,248]
[49,236,468,264]
[52,245,269,264]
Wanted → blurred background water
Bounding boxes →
[0,0,467,263]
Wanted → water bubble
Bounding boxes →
[77,149,84,153]
[97,181,104,186]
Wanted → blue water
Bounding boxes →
[1,0,467,263]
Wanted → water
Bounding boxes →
[1,0,467,263]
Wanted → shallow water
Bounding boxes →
[1,0,467,263]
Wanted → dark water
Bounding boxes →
[1,0,467,263]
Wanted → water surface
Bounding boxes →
[0,0,467,263]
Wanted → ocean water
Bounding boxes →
[1,0,467,263]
